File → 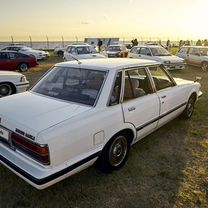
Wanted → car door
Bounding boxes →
[148,65,187,127]
[121,67,160,140]
[0,52,12,70]
[187,48,201,66]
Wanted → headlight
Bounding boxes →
[20,76,27,82]
[164,61,171,64]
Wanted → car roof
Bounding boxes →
[55,58,159,71]
[181,46,208,48]
[133,45,162,49]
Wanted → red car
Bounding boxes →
[0,51,38,72]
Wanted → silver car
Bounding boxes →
[176,46,208,71]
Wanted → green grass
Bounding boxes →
[0,55,208,208]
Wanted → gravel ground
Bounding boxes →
[23,70,48,87]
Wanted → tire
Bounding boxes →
[201,62,208,72]
[57,51,64,57]
[18,63,28,72]
[96,133,130,173]
[181,94,196,119]
[0,83,13,97]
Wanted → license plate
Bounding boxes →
[0,126,9,141]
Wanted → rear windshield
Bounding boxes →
[32,67,107,106]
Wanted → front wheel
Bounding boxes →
[96,133,130,173]
[181,94,196,119]
[201,62,208,72]
[0,83,13,97]
[18,63,28,72]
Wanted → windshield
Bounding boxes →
[200,48,208,56]
[150,47,171,56]
[76,46,97,54]
[20,47,31,51]
[32,66,107,106]
[107,46,121,52]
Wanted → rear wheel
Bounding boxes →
[57,51,64,57]
[18,63,28,72]
[181,94,196,119]
[96,133,130,173]
[201,62,208,72]
[0,83,13,97]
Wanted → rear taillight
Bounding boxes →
[11,132,50,165]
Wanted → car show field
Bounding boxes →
[0,51,208,207]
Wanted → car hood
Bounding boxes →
[154,55,184,63]
[0,71,22,77]
[0,92,91,141]
[174,77,194,85]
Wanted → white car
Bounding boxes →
[128,45,185,70]
[63,44,105,61]
[176,46,208,71]
[0,71,29,97]
[1,46,49,60]
[0,59,202,189]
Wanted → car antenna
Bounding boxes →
[70,55,82,64]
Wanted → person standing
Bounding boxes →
[97,39,103,52]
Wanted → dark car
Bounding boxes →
[103,45,128,58]
[0,51,38,72]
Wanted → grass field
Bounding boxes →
[0,52,208,208]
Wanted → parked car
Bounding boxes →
[1,46,49,60]
[176,46,208,71]
[128,45,185,70]
[0,51,38,72]
[0,58,202,189]
[0,71,29,97]
[63,44,105,61]
[54,46,67,57]
[102,45,128,58]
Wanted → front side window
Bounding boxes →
[139,48,151,56]
[149,66,175,91]
[32,67,107,106]
[123,68,152,101]
[150,47,170,56]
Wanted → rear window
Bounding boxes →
[32,67,107,106]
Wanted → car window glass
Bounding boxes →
[130,47,138,53]
[149,66,174,91]
[70,47,77,54]
[178,47,188,54]
[123,68,152,101]
[109,72,122,106]
[139,48,151,56]
[77,47,90,54]
[189,48,200,55]
[0,52,8,60]
[32,67,107,106]
[8,53,17,59]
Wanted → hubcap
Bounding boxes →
[109,136,128,167]
[0,84,12,97]
[20,64,27,71]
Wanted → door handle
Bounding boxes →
[128,106,136,111]
[161,95,166,99]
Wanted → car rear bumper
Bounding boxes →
[0,141,100,189]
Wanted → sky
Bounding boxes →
[0,0,207,41]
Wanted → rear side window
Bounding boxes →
[0,52,8,60]
[178,47,188,54]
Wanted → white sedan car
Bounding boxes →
[0,59,202,189]
[0,71,29,97]
[128,45,185,70]
[63,44,105,61]
[2,46,49,60]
